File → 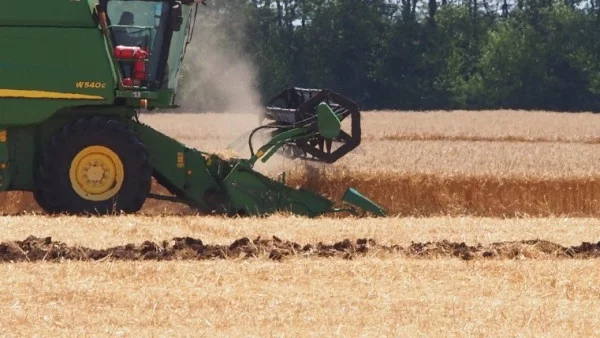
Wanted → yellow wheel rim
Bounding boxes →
[69,146,124,201]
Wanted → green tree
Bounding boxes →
[474,4,600,110]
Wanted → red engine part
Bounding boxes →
[132,59,147,80]
[115,45,149,83]
[121,78,134,87]
[114,45,148,59]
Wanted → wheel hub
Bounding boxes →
[86,163,105,182]
[69,146,124,201]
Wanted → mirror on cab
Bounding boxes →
[171,2,183,31]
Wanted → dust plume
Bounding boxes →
[173,4,281,164]
[174,5,298,173]
[176,5,262,115]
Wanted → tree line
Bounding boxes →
[184,0,600,111]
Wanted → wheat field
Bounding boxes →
[5,110,600,216]
[2,110,600,336]
[141,110,600,217]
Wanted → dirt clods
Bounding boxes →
[0,236,599,263]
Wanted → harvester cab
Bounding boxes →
[0,0,385,217]
[98,0,195,104]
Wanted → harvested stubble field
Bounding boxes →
[2,110,600,336]
[1,215,600,336]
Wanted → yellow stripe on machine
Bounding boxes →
[0,89,104,100]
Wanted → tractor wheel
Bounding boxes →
[34,117,152,215]
[33,188,60,214]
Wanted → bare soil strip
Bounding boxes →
[2,236,599,262]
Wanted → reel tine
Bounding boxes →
[337,130,352,142]
[326,139,332,154]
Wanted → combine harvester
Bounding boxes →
[0,0,385,217]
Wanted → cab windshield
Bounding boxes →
[106,1,170,88]
[165,5,194,91]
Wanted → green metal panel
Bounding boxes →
[133,123,187,188]
[131,122,225,210]
[0,1,97,27]
[342,188,386,217]
[0,27,116,125]
[116,89,177,108]
[317,102,341,139]
[222,164,334,217]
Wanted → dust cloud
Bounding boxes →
[168,6,296,174]
[173,5,272,161]
[176,6,262,115]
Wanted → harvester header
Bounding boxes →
[260,88,361,164]
[0,0,385,217]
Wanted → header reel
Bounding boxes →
[216,87,385,217]
[254,88,361,164]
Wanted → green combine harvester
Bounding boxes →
[0,0,385,217]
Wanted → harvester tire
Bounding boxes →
[34,117,152,215]
[33,189,61,214]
